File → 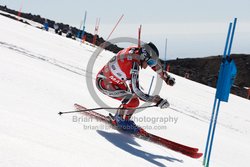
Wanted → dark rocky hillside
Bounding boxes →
[165,54,250,99]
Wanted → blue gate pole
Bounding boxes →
[164,38,167,71]
[223,23,232,58]
[203,98,218,165]
[203,19,233,166]
[148,76,155,95]
[81,11,87,41]
[77,20,83,39]
[227,18,237,57]
[206,100,221,167]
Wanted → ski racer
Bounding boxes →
[96,42,175,132]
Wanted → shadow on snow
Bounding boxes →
[97,130,183,167]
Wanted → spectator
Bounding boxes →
[43,19,49,31]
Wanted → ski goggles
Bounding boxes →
[141,48,158,67]
[146,58,157,66]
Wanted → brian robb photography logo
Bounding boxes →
[72,115,178,131]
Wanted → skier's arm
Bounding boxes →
[130,62,154,102]
[131,62,170,108]
[149,60,175,86]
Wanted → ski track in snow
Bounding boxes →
[0,41,96,79]
[170,105,244,134]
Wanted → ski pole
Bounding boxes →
[58,104,157,115]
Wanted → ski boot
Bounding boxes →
[109,113,139,133]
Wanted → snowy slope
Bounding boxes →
[0,15,250,167]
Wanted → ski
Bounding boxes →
[74,103,203,159]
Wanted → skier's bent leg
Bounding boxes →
[114,96,140,133]
[117,97,139,120]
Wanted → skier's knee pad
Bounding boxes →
[123,97,140,108]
